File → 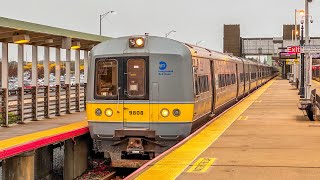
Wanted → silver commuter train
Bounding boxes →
[86,35,277,160]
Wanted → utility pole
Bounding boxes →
[294,10,298,83]
[300,24,305,98]
[305,0,312,99]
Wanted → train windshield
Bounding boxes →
[127,58,146,97]
[95,59,118,98]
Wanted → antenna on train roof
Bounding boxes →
[145,33,149,36]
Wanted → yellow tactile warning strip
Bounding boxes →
[135,80,275,180]
[187,158,216,173]
[0,120,88,151]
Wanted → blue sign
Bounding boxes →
[159,61,167,71]
[158,61,173,76]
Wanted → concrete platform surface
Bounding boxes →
[129,79,320,180]
[0,112,88,159]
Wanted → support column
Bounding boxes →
[34,146,53,180]
[55,48,61,116]
[64,135,89,180]
[17,44,24,124]
[43,47,50,118]
[305,0,311,99]
[83,51,89,110]
[75,49,80,112]
[2,151,35,180]
[31,45,38,121]
[1,42,9,127]
[65,49,71,114]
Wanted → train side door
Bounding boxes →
[122,57,150,128]
[210,61,216,113]
[235,63,239,99]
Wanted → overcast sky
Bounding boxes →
[1,0,320,52]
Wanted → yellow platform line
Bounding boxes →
[135,80,275,180]
[0,120,88,150]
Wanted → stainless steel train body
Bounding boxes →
[87,36,277,159]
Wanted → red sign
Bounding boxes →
[287,46,300,54]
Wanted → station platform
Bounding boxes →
[0,112,88,160]
[128,79,320,180]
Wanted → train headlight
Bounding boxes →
[95,108,102,116]
[105,108,113,117]
[129,37,145,48]
[173,109,181,117]
[160,108,169,117]
[136,38,144,46]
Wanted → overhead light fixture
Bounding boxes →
[71,41,81,49]
[13,34,30,44]
[129,37,145,48]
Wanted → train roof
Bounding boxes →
[92,35,271,66]
[91,36,191,58]
[184,43,243,63]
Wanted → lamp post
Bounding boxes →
[300,23,305,98]
[304,0,313,99]
[99,10,116,36]
[294,9,304,84]
[165,30,176,38]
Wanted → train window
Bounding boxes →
[240,73,244,82]
[198,75,209,93]
[218,74,224,88]
[220,74,225,87]
[198,76,203,93]
[95,59,118,98]
[231,74,236,84]
[225,74,229,86]
[251,72,256,80]
[193,68,199,96]
[127,59,146,97]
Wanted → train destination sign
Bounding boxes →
[287,46,300,54]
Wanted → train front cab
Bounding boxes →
[87,36,196,158]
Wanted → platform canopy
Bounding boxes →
[0,16,111,50]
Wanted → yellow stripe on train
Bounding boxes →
[87,103,195,123]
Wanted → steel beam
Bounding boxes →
[65,49,71,114]
[55,48,61,116]
[17,44,24,124]
[84,51,88,84]
[75,50,80,112]
[31,45,38,121]
[43,46,50,118]
[1,42,9,126]
[83,51,89,110]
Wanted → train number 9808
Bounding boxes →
[129,111,144,115]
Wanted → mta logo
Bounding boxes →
[159,61,167,71]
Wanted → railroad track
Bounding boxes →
[76,159,138,180]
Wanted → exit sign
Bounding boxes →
[287,46,300,54]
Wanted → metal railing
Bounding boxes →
[0,84,86,127]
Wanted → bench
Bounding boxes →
[299,89,319,121]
